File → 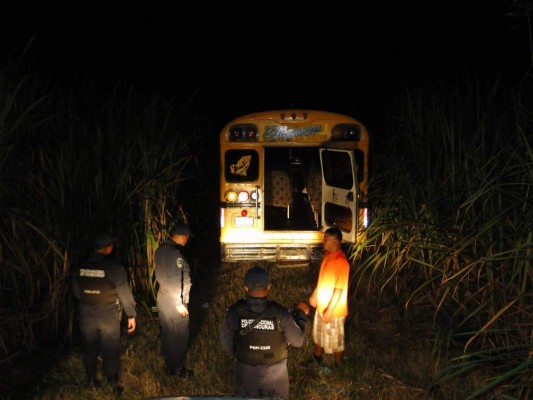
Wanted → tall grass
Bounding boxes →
[351,74,533,398]
[0,57,204,372]
[0,60,68,356]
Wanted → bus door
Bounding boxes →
[319,148,359,243]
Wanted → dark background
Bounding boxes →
[1,2,530,134]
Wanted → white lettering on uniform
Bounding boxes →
[84,289,101,294]
[255,320,275,330]
[249,345,271,350]
[80,269,105,278]
[241,319,254,328]
[241,319,275,330]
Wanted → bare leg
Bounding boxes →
[334,351,344,366]
[313,344,324,357]
[311,344,324,364]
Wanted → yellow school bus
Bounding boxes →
[220,109,369,266]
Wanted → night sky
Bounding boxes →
[2,2,530,132]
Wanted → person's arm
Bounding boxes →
[220,309,237,359]
[283,303,309,347]
[322,288,342,323]
[309,287,317,308]
[178,255,192,316]
[113,263,138,325]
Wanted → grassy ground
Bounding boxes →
[7,258,484,400]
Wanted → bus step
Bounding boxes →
[276,247,310,268]
[276,260,310,268]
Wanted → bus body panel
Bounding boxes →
[320,148,359,243]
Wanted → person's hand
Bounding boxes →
[127,317,136,333]
[322,308,333,323]
[309,291,317,308]
[295,302,310,316]
[176,304,189,317]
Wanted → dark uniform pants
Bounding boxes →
[79,303,121,380]
[235,359,289,400]
[157,300,190,373]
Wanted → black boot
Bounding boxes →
[106,376,124,396]
[86,373,100,387]
[178,366,193,378]
[86,378,100,387]
[302,354,322,367]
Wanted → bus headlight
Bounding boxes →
[225,191,238,202]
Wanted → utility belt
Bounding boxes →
[80,299,123,320]
[81,298,121,310]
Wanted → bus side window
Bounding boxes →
[322,150,353,190]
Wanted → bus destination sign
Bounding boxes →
[264,125,325,142]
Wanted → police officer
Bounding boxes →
[154,223,194,377]
[220,266,309,400]
[71,232,137,391]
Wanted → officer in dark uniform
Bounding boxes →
[154,223,194,377]
[220,266,309,400]
[71,232,137,390]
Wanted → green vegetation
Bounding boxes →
[351,75,533,399]
[0,54,531,399]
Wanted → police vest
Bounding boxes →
[234,300,287,365]
[76,259,117,305]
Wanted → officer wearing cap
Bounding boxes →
[154,223,194,377]
[220,266,309,400]
[71,232,137,391]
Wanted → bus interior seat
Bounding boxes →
[264,170,291,230]
[266,170,292,207]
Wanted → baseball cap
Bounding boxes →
[93,232,117,249]
[245,266,269,290]
[170,223,194,237]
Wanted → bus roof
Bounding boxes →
[223,109,365,126]
[221,109,370,144]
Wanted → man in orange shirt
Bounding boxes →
[308,227,350,367]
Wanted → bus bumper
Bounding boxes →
[221,243,323,267]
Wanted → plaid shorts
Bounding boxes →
[312,311,345,354]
